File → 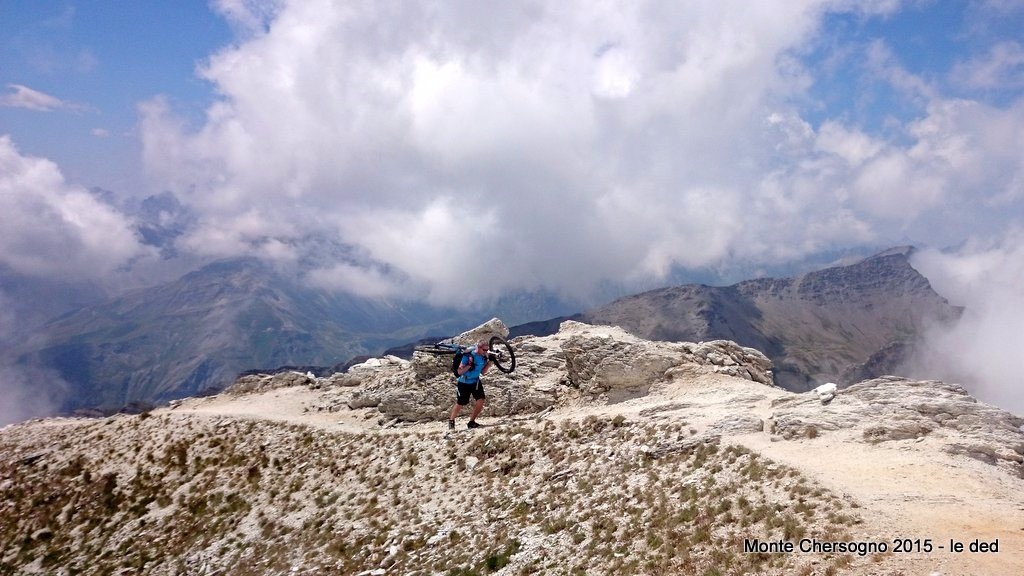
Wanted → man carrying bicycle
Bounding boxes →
[449,340,492,430]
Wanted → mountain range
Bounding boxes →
[4,258,576,414]
[3,245,960,415]
[570,246,962,390]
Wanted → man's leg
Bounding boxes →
[450,384,469,428]
[469,398,485,421]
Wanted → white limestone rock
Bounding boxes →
[815,382,837,403]
[769,376,1024,473]
[226,371,315,394]
[334,318,777,422]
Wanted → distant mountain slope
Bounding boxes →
[8,258,574,413]
[575,247,961,390]
[0,266,107,336]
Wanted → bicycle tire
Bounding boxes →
[488,336,516,373]
[413,344,458,355]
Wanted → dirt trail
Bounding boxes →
[738,431,1024,575]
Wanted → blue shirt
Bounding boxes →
[457,351,487,384]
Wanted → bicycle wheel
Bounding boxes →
[413,344,457,355]
[488,336,516,373]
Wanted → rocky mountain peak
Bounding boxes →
[578,246,961,391]
[786,248,933,305]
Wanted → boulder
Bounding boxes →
[815,382,837,403]
[374,371,556,422]
[708,414,765,435]
[408,318,513,382]
[411,350,453,382]
[561,324,681,399]
[453,317,510,345]
[559,321,774,400]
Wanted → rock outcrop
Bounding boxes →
[237,318,777,423]
[227,371,318,394]
[559,322,773,401]
[375,319,774,421]
[769,376,1024,474]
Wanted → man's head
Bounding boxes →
[476,340,490,353]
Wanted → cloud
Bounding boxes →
[0,135,155,278]
[907,234,1024,415]
[140,0,828,303]
[138,0,1024,306]
[1,84,65,111]
[0,288,70,426]
[0,84,90,112]
[864,40,937,103]
[951,41,1024,90]
[0,363,69,427]
[306,262,406,299]
[758,93,1024,250]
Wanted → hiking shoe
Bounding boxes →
[467,420,481,429]
[448,419,456,431]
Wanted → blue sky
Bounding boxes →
[1,2,231,191]
[3,0,1024,413]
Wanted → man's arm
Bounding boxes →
[457,356,473,376]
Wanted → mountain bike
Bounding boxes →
[413,336,517,373]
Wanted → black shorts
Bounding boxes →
[456,381,485,405]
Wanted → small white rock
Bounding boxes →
[815,382,837,403]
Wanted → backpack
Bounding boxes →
[451,349,474,378]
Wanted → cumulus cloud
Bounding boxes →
[306,262,406,299]
[0,136,155,278]
[141,0,824,303]
[907,234,1024,415]
[138,0,1024,307]
[755,94,1024,252]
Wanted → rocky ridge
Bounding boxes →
[231,319,775,423]
[2,320,1023,575]
[575,248,962,391]
[229,319,1024,480]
